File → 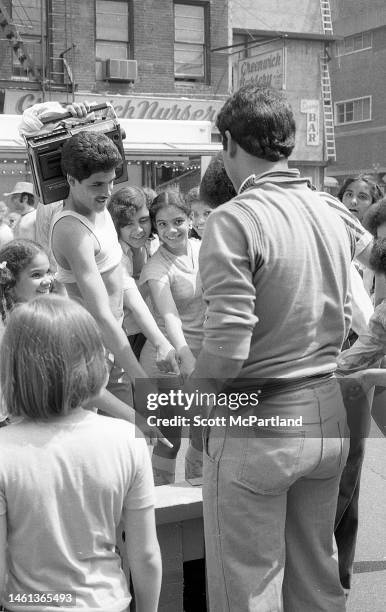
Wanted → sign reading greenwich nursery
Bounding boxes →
[238,44,284,90]
[4,90,224,124]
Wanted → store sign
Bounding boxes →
[300,99,320,146]
[238,47,284,89]
[4,90,224,124]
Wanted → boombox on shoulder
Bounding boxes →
[24,106,128,205]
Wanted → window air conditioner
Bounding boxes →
[102,59,138,81]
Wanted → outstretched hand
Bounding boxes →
[156,343,180,375]
[343,370,373,394]
[135,411,173,448]
[344,368,386,395]
[177,345,196,382]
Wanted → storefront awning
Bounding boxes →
[0,115,26,156]
[123,142,222,157]
[0,115,221,159]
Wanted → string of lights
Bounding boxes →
[0,159,200,175]
[0,159,30,175]
[127,160,201,172]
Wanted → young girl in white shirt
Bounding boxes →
[107,186,171,363]
[0,239,171,445]
[139,189,206,485]
[0,295,161,612]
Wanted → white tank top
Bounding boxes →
[50,209,122,284]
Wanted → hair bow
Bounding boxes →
[0,261,7,270]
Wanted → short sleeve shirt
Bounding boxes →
[0,409,154,611]
[139,238,206,352]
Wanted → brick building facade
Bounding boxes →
[0,0,228,192]
[328,0,386,187]
[228,0,337,189]
[0,0,229,100]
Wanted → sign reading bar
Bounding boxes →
[238,46,284,90]
[300,99,320,147]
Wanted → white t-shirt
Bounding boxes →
[120,237,159,336]
[139,238,205,350]
[0,409,154,612]
[139,238,206,377]
[35,201,63,271]
[14,208,37,241]
[350,264,373,335]
[0,222,14,249]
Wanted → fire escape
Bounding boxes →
[0,0,40,80]
[319,0,336,162]
[0,0,76,98]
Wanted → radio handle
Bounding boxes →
[40,102,111,125]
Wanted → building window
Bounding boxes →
[11,0,45,79]
[336,31,372,56]
[335,96,371,125]
[174,2,208,81]
[96,0,130,80]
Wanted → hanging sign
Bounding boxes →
[238,45,284,90]
[301,99,320,146]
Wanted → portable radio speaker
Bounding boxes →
[23,103,127,204]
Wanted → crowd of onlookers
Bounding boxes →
[1,87,386,612]
[0,181,37,249]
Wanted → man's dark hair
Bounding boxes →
[199,153,236,207]
[108,186,148,234]
[369,238,386,275]
[20,192,35,207]
[362,196,386,237]
[216,85,296,162]
[61,130,122,182]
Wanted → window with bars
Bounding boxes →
[335,97,371,125]
[95,0,130,80]
[174,2,208,81]
[11,0,45,79]
[336,31,372,56]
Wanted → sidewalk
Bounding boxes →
[347,420,386,612]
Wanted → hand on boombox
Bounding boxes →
[19,101,95,135]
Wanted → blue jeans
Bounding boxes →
[203,378,349,612]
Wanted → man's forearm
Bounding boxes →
[129,298,171,352]
[374,272,386,307]
[191,348,244,388]
[185,349,245,419]
[114,340,148,381]
[85,389,136,421]
[363,368,386,387]
[97,313,147,381]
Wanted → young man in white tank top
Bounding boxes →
[53,129,146,410]
[20,102,178,420]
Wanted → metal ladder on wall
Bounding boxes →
[0,0,40,79]
[320,0,336,162]
[1,0,74,96]
[46,0,74,90]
